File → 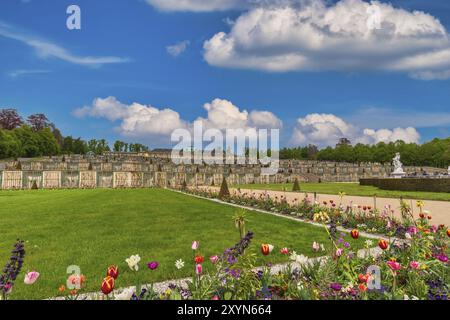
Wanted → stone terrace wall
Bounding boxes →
[0,154,447,190]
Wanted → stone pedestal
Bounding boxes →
[391,172,406,179]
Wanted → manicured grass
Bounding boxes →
[234,183,450,201]
[0,188,364,300]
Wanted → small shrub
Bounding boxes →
[292,178,301,192]
[219,177,230,199]
[31,180,38,190]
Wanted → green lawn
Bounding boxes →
[0,188,364,300]
[234,183,450,201]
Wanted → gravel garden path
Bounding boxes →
[211,187,450,227]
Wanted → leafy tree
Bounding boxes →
[0,109,23,130]
[12,126,41,157]
[36,128,60,156]
[27,114,54,131]
[114,140,126,152]
[0,129,21,158]
[52,128,64,149]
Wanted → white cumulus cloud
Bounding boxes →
[195,98,282,130]
[73,97,187,136]
[73,97,282,139]
[290,113,420,146]
[203,0,450,79]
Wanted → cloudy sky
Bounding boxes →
[1,0,450,148]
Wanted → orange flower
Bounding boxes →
[67,274,85,288]
[350,229,359,239]
[261,244,274,256]
[358,274,369,283]
[101,276,115,295]
[358,283,368,292]
[70,289,78,295]
[58,285,66,293]
[447,229,450,238]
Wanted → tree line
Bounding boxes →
[280,139,450,168]
[0,109,149,159]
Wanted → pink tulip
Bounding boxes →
[4,283,12,294]
[387,261,401,271]
[24,271,40,285]
[210,255,219,264]
[192,241,199,250]
[196,264,203,275]
[409,261,420,269]
[335,248,344,257]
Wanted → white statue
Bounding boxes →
[391,152,406,178]
[448,166,450,175]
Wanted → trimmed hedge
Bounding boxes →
[360,178,450,193]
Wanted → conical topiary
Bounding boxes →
[219,177,230,200]
[181,179,188,191]
[88,162,93,171]
[292,178,301,192]
[31,180,38,190]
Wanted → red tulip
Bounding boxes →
[194,255,204,264]
[378,239,388,250]
[446,229,450,238]
[350,229,359,239]
[419,213,425,219]
[358,274,369,283]
[261,244,273,256]
[101,276,115,295]
[106,265,119,279]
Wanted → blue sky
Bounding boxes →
[1,0,450,148]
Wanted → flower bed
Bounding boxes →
[184,187,444,240]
